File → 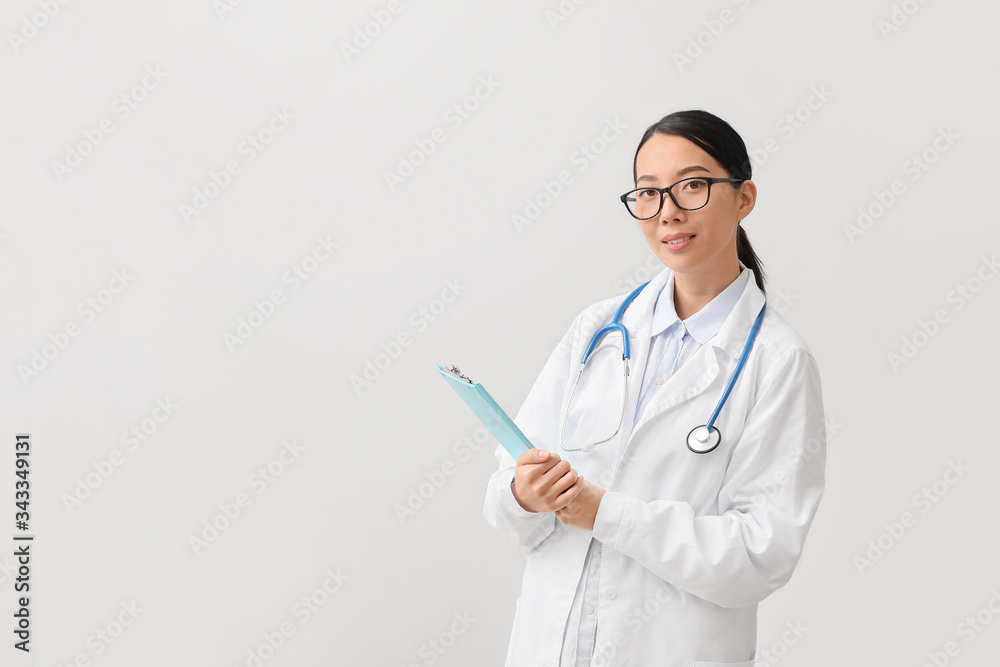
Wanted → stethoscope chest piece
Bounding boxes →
[687,425,721,454]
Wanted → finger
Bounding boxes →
[547,467,579,498]
[517,448,550,466]
[549,477,584,513]
[555,475,586,506]
[520,463,559,491]
[519,452,561,479]
[540,459,572,485]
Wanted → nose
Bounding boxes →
[658,190,684,223]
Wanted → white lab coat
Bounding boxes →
[483,263,826,667]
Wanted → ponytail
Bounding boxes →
[737,224,766,297]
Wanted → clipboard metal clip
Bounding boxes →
[443,364,473,384]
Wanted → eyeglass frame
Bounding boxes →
[620,176,746,219]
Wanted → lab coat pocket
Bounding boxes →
[504,597,521,666]
[692,661,755,666]
[561,342,628,451]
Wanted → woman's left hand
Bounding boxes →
[554,479,606,530]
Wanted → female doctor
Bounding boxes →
[483,109,826,667]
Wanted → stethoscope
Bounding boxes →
[557,280,766,454]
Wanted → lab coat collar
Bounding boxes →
[649,267,750,345]
[619,259,765,360]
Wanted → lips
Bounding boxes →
[661,234,695,252]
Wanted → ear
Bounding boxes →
[736,180,757,222]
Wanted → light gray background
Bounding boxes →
[2,1,998,665]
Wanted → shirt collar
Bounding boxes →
[649,266,750,344]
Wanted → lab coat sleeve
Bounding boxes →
[482,311,581,554]
[592,348,826,608]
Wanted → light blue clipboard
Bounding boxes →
[436,364,536,459]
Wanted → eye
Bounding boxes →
[681,178,707,191]
[636,188,659,199]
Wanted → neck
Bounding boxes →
[672,262,742,321]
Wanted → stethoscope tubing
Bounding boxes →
[704,301,766,433]
[579,280,651,365]
[559,277,766,454]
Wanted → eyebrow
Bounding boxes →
[636,165,711,183]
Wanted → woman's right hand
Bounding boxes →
[511,449,584,513]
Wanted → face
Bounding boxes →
[631,132,756,285]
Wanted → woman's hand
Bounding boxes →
[554,479,606,530]
[511,449,584,513]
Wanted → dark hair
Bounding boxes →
[632,109,766,296]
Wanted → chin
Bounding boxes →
[655,252,689,272]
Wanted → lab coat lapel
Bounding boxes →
[630,266,767,434]
[633,345,721,434]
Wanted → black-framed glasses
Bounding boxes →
[620,177,745,219]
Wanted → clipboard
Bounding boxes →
[436,364,536,459]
